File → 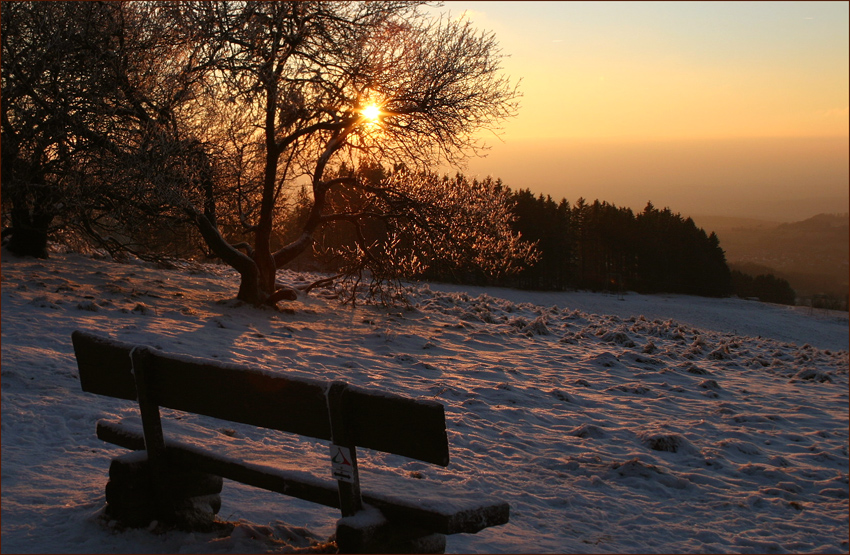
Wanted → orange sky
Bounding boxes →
[429,2,849,221]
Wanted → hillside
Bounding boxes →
[2,248,848,553]
[694,213,849,301]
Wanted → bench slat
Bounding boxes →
[148,350,333,443]
[97,420,508,535]
[346,386,449,467]
[73,331,138,401]
[73,331,449,465]
[73,331,332,440]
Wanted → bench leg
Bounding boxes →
[335,506,446,554]
[104,451,223,530]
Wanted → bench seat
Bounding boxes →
[97,419,509,535]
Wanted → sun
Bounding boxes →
[361,104,381,122]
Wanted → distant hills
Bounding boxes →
[693,213,849,302]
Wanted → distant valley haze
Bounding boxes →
[460,135,849,223]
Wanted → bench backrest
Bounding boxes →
[72,330,449,466]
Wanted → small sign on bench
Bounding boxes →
[331,445,356,483]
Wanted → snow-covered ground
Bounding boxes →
[2,247,848,554]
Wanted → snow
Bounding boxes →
[2,247,848,554]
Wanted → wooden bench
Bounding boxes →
[71,330,509,553]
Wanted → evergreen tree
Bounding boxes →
[731,271,795,305]
[500,192,735,298]
[509,189,573,289]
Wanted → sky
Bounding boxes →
[426,1,849,221]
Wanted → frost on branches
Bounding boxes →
[312,169,539,304]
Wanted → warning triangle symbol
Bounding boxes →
[332,447,352,466]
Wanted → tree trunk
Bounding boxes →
[253,248,277,301]
[249,62,283,306]
[6,203,53,259]
[191,210,267,305]
[235,264,263,306]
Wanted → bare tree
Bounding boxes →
[173,1,524,305]
[1,2,121,257]
[1,1,211,261]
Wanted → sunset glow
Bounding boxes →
[429,1,849,221]
[361,104,381,122]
